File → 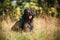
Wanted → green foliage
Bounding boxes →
[0,0,4,3]
[0,0,60,21]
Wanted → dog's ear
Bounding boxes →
[24,8,29,16]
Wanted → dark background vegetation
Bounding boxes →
[0,0,60,21]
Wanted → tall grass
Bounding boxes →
[0,16,60,40]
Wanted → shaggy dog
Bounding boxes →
[11,8,36,32]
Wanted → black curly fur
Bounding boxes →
[11,8,36,32]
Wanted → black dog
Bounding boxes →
[11,8,36,32]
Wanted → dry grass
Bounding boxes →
[0,16,60,40]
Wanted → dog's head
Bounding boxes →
[24,8,36,20]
